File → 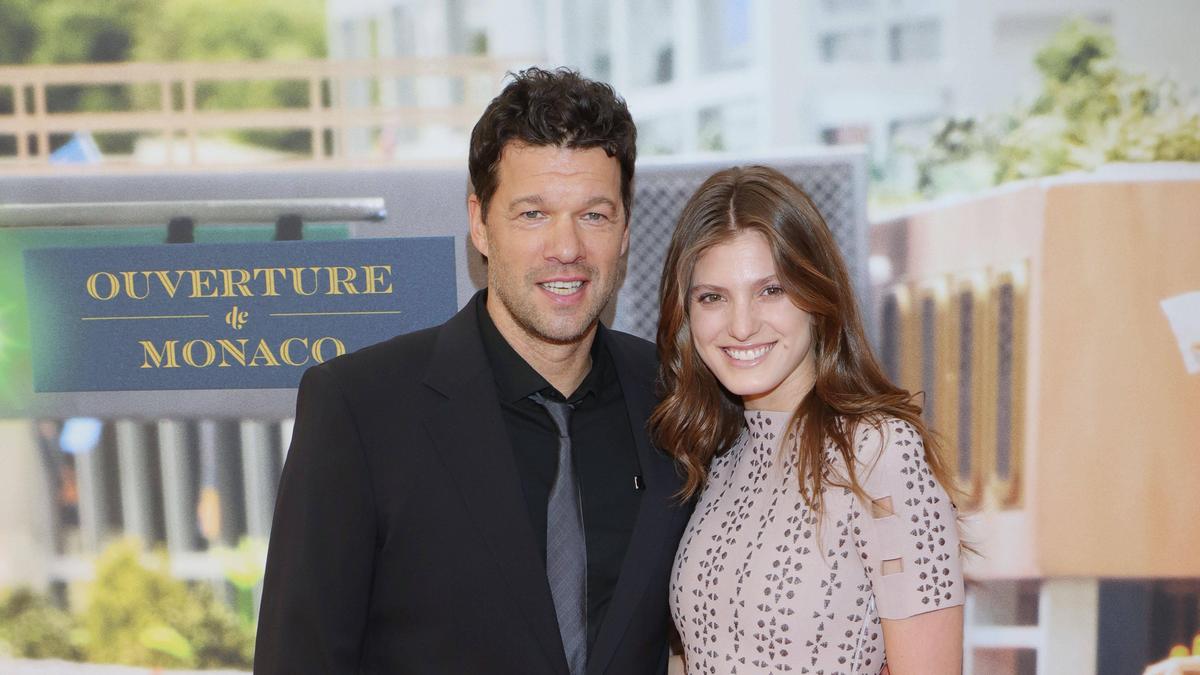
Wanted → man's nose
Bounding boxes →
[544,217,584,264]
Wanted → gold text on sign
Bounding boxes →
[225,306,249,330]
[85,265,395,301]
[137,336,347,369]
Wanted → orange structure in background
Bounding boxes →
[1144,632,1200,674]
[871,165,1200,674]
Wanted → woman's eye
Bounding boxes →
[762,285,785,297]
[695,293,721,304]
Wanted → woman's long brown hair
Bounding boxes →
[650,165,960,514]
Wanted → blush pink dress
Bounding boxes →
[670,411,964,674]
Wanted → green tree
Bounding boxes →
[0,0,325,66]
[25,0,159,152]
[0,0,37,65]
[0,0,38,154]
[81,539,254,669]
[133,0,325,63]
[913,18,1200,198]
[31,0,155,66]
[132,0,327,153]
[0,0,326,155]
[0,588,84,660]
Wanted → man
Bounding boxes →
[255,67,691,674]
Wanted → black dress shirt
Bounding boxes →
[477,297,643,652]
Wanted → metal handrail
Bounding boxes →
[0,197,386,228]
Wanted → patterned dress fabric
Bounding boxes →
[670,411,964,674]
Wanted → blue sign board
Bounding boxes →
[24,237,457,392]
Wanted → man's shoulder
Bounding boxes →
[602,328,657,375]
[309,322,442,392]
[604,328,655,356]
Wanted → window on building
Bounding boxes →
[368,18,382,59]
[593,53,612,79]
[821,0,875,12]
[445,0,468,103]
[991,269,1026,509]
[445,0,468,54]
[698,102,756,152]
[920,294,937,426]
[880,292,901,384]
[699,0,752,73]
[564,0,612,81]
[391,7,416,58]
[338,19,373,113]
[340,20,359,59]
[887,116,936,190]
[698,107,725,152]
[391,7,417,103]
[819,27,874,63]
[821,124,870,146]
[995,282,1014,482]
[889,19,941,63]
[638,116,684,156]
[956,289,974,485]
[631,0,674,86]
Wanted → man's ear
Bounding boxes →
[467,193,489,258]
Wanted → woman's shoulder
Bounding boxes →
[837,414,931,480]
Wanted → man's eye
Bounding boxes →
[520,210,545,219]
[581,212,609,222]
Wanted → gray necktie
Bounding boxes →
[529,392,588,675]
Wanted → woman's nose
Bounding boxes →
[727,300,760,341]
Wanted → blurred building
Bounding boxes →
[324,0,506,158]
[870,163,1200,674]
[326,0,1200,174]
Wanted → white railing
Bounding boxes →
[0,57,535,169]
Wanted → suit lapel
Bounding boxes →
[587,331,684,675]
[422,294,567,675]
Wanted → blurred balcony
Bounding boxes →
[0,57,533,172]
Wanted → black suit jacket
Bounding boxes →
[255,291,691,674]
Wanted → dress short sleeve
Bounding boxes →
[849,417,964,620]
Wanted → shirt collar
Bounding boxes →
[476,290,607,405]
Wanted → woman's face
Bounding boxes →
[687,229,816,412]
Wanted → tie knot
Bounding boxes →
[529,391,572,438]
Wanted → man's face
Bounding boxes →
[469,142,629,347]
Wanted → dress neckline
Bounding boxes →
[742,408,794,420]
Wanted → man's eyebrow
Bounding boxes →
[505,195,618,211]
[581,196,618,210]
[507,195,546,210]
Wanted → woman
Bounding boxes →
[653,166,964,674]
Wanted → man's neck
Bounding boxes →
[486,300,595,397]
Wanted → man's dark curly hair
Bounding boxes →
[468,67,637,221]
